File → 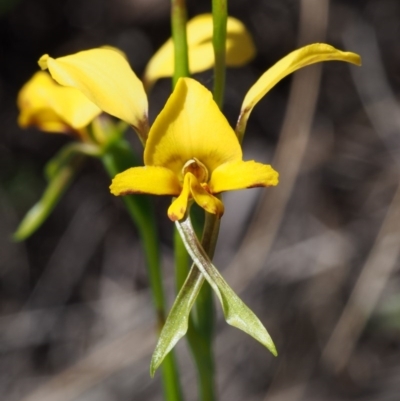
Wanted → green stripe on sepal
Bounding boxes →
[177,215,277,355]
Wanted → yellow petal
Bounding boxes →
[237,44,362,137]
[189,173,224,217]
[168,173,192,221]
[144,14,255,88]
[110,166,181,196]
[18,71,101,133]
[209,160,279,193]
[39,48,148,131]
[145,77,242,177]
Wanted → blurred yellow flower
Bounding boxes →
[17,71,101,137]
[38,48,149,142]
[144,14,255,88]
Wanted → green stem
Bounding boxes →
[170,1,205,399]
[170,1,222,399]
[171,0,190,87]
[174,222,216,401]
[101,142,183,401]
[199,9,228,389]
[212,0,228,108]
[183,2,228,388]
[186,320,215,401]
[44,142,101,180]
[191,212,220,339]
[189,213,220,401]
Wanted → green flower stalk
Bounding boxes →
[15,15,258,400]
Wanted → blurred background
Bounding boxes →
[1,0,400,400]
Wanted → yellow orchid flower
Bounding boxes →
[17,70,101,137]
[110,77,279,220]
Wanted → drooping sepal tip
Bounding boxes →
[236,43,362,141]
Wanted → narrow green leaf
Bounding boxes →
[176,215,277,356]
[150,265,205,377]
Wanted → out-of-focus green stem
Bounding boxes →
[212,0,227,108]
[171,0,189,87]
[102,141,183,401]
[13,154,84,241]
